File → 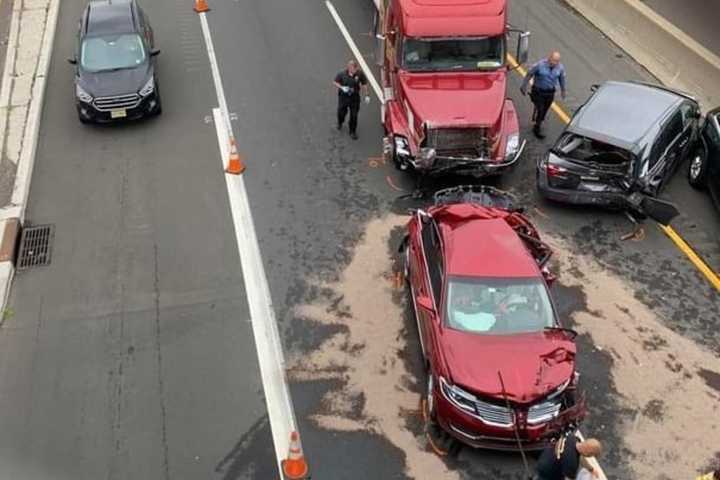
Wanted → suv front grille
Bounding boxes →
[527,400,562,425]
[93,93,141,111]
[473,400,513,427]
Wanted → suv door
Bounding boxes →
[418,215,443,361]
[703,111,720,205]
[647,110,684,194]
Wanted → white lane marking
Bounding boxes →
[325,0,384,103]
[199,12,298,478]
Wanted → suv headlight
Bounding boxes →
[439,376,476,413]
[505,133,520,158]
[394,136,410,157]
[139,76,155,97]
[75,84,93,103]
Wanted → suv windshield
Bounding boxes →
[81,34,146,72]
[446,277,554,335]
[401,36,504,72]
[555,133,634,166]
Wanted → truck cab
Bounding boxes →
[374,0,529,177]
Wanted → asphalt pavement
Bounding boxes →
[0,0,717,479]
[643,0,720,56]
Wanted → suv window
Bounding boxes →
[421,221,444,304]
[679,102,697,128]
[650,111,683,168]
[706,113,720,145]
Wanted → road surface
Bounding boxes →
[0,0,717,479]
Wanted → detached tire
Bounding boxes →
[688,146,709,189]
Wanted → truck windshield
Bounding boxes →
[401,36,504,72]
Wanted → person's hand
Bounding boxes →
[590,468,600,479]
[364,95,371,104]
[561,91,567,100]
[340,86,350,94]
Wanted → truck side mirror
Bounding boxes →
[516,31,530,65]
[416,295,435,314]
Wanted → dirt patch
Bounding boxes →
[548,235,720,480]
[287,214,458,479]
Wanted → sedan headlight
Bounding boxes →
[439,376,477,413]
[139,76,155,97]
[505,133,520,158]
[394,135,410,157]
[75,84,93,103]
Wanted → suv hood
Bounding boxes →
[398,71,506,128]
[78,63,152,98]
[442,329,576,404]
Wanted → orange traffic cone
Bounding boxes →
[281,431,309,479]
[193,0,210,13]
[225,138,246,175]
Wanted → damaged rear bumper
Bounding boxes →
[536,168,627,209]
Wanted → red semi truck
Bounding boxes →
[372,0,530,177]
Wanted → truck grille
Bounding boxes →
[93,93,141,111]
[426,127,489,159]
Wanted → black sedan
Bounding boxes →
[688,107,720,209]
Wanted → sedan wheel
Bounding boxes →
[425,374,436,423]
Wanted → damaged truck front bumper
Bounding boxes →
[386,137,526,177]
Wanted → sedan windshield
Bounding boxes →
[402,36,505,72]
[446,277,555,334]
[81,34,146,72]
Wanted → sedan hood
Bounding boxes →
[442,329,576,404]
[78,63,152,98]
[398,71,506,128]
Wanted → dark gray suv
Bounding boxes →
[537,81,699,216]
[70,0,161,123]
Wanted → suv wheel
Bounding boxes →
[688,146,708,189]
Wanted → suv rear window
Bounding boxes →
[554,133,633,166]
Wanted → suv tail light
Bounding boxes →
[547,163,568,177]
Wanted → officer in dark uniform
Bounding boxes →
[535,432,602,480]
[333,60,370,140]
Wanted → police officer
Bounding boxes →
[520,51,567,139]
[333,60,370,140]
[535,432,602,480]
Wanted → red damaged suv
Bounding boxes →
[402,186,584,450]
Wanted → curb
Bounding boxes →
[565,0,720,111]
[0,0,61,322]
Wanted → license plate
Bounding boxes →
[581,175,600,181]
[110,109,127,119]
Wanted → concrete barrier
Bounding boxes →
[564,0,720,110]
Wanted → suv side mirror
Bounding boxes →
[150,49,161,56]
[590,84,600,93]
[67,57,77,65]
[416,295,435,313]
[516,31,530,65]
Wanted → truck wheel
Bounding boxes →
[688,146,708,189]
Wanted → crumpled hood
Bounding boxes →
[398,71,507,128]
[442,330,576,404]
[78,63,152,98]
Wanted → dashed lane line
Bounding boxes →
[507,54,720,293]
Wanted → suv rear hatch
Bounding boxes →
[545,133,633,193]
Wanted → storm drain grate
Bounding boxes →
[17,224,55,270]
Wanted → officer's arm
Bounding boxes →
[520,63,538,91]
[333,74,343,90]
[360,73,370,96]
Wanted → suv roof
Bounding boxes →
[568,81,689,154]
[85,0,136,36]
[398,0,506,37]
